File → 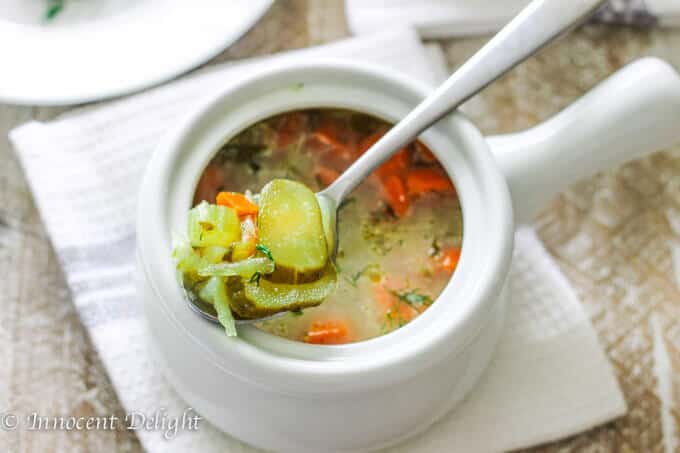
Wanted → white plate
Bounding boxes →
[0,0,272,105]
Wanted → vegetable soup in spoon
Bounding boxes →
[179,109,462,344]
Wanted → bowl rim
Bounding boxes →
[136,59,514,393]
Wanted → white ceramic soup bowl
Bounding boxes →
[136,57,680,452]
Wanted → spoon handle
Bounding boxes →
[321,0,608,204]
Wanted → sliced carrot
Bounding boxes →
[356,131,417,217]
[216,192,258,217]
[315,166,340,187]
[382,175,410,217]
[434,247,461,273]
[304,320,350,345]
[373,282,394,310]
[311,121,354,159]
[193,164,223,205]
[358,133,411,171]
[406,168,454,195]
[358,132,415,173]
[376,148,410,180]
[276,113,306,148]
[396,302,418,322]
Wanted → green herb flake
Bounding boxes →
[391,289,433,307]
[256,244,274,261]
[249,272,262,286]
[345,263,381,288]
[428,238,441,257]
[420,266,433,278]
[45,0,64,20]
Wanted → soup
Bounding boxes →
[189,109,463,344]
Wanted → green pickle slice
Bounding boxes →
[257,179,329,283]
[228,266,337,319]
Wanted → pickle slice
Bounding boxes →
[228,266,337,319]
[257,179,329,282]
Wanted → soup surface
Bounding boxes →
[193,109,463,344]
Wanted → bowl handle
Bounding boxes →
[487,57,680,224]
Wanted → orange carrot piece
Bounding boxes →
[373,282,394,310]
[435,247,461,273]
[376,148,410,180]
[406,168,454,195]
[312,122,354,158]
[304,320,350,345]
[359,133,410,175]
[359,133,412,177]
[382,175,410,217]
[216,192,258,216]
[356,132,384,156]
[395,301,418,322]
[315,166,340,187]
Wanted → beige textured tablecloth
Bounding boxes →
[2,2,680,452]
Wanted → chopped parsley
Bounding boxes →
[390,289,433,307]
[45,0,64,20]
[428,238,441,257]
[248,272,262,286]
[345,263,381,288]
[256,244,274,261]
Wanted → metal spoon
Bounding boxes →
[187,0,607,325]
[182,282,286,326]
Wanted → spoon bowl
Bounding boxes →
[180,191,339,326]
[181,283,287,325]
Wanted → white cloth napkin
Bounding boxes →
[9,29,625,453]
[345,0,680,38]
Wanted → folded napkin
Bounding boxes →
[346,0,680,38]
[9,29,625,453]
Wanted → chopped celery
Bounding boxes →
[198,257,275,278]
[202,245,229,264]
[188,201,240,248]
[199,277,237,336]
[172,236,208,274]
